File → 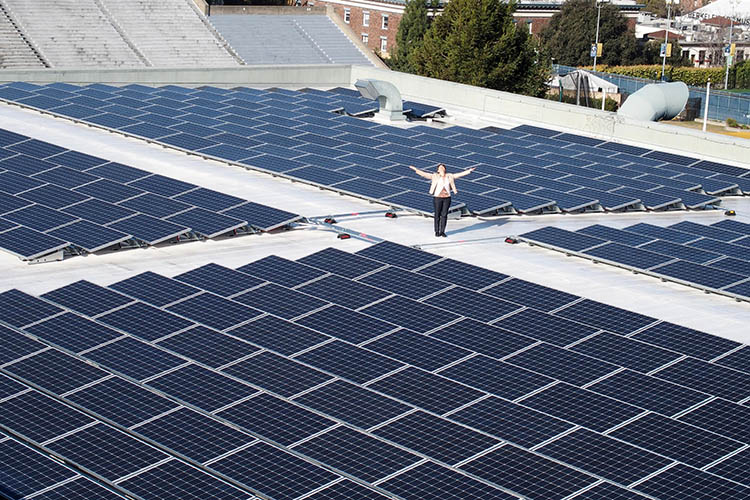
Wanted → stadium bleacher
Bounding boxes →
[0,2,44,68]
[210,13,373,66]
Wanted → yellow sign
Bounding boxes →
[596,43,602,57]
[666,43,672,57]
[731,43,737,56]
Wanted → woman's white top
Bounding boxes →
[434,175,451,197]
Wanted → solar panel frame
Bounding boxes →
[47,220,132,253]
[0,226,70,260]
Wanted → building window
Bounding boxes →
[344,8,350,24]
[380,36,387,53]
[363,11,370,27]
[362,33,368,44]
[382,14,389,30]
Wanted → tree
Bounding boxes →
[410,0,550,96]
[390,0,431,72]
[540,0,640,67]
[642,0,680,18]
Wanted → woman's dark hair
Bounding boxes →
[436,163,447,172]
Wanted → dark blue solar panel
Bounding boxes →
[174,262,264,297]
[679,398,750,444]
[120,458,250,500]
[0,288,63,328]
[296,379,411,428]
[369,366,484,414]
[623,222,701,244]
[228,315,327,356]
[555,299,656,334]
[0,374,26,399]
[108,213,188,244]
[380,461,517,500]
[572,331,682,372]
[297,274,390,309]
[86,162,150,183]
[7,139,67,159]
[166,207,246,238]
[427,286,522,323]
[42,279,133,316]
[243,153,305,173]
[483,277,580,312]
[298,340,404,383]
[20,183,90,209]
[5,349,108,394]
[356,241,442,270]
[74,178,144,203]
[359,265,449,299]
[418,258,509,290]
[166,292,261,331]
[653,259,746,290]
[610,412,743,468]
[2,204,77,232]
[27,477,125,500]
[521,225,604,251]
[296,304,397,344]
[0,170,45,194]
[0,224,67,260]
[217,392,334,445]
[238,254,326,288]
[48,220,131,252]
[0,325,46,366]
[220,201,301,231]
[495,307,598,346]
[156,325,257,368]
[173,188,244,212]
[640,238,722,264]
[571,188,640,211]
[293,426,420,483]
[507,343,619,386]
[461,445,597,499]
[47,423,167,481]
[0,154,58,176]
[0,217,16,232]
[577,224,655,246]
[87,113,141,129]
[120,122,175,139]
[0,390,93,443]
[128,174,196,197]
[222,351,332,397]
[636,463,750,500]
[303,480,391,500]
[32,165,99,189]
[584,241,676,269]
[538,428,673,485]
[716,346,750,373]
[0,438,78,499]
[440,355,551,401]
[362,295,461,333]
[119,192,192,218]
[98,301,194,341]
[24,312,121,352]
[298,247,385,279]
[86,336,185,380]
[110,272,198,308]
[654,356,750,402]
[62,198,135,225]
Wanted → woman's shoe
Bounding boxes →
[440,232,447,237]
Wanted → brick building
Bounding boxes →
[314,0,642,57]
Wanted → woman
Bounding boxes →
[409,163,476,237]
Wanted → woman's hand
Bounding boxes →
[409,165,418,171]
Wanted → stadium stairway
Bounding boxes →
[0,0,46,68]
[99,0,241,67]
[1,0,142,68]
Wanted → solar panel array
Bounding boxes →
[0,128,301,263]
[519,219,750,302]
[1,241,749,499]
[1,83,747,219]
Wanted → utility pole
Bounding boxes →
[724,0,738,89]
[661,0,675,80]
[593,0,606,71]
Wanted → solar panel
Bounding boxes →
[62,198,135,225]
[128,174,197,197]
[20,183,90,209]
[166,207,246,238]
[29,477,125,500]
[584,241,676,269]
[361,295,460,333]
[7,138,67,159]
[46,219,131,252]
[713,218,750,235]
[119,458,250,500]
[0,288,64,327]
[417,258,509,290]
[0,170,45,195]
[1,204,76,232]
[107,213,189,245]
[654,356,750,402]
[623,222,701,244]
[222,312,326,354]
[294,379,411,428]
[635,463,750,500]
[220,201,302,231]
[296,274,390,310]
[98,301,195,341]
[507,342,619,386]
[41,279,133,316]
[577,224,655,246]
[494,308,598,347]
[715,345,750,373]
[363,328,470,372]
[303,480,391,500]
[427,286,522,323]
[66,377,178,428]
[0,437,78,499]
[155,325,257,368]
[520,226,604,252]
[379,460,517,500]
[538,428,674,485]
[173,263,265,297]
[640,238,722,264]
[297,340,403,384]
[588,369,711,416]
[610,412,743,468]
[166,292,261,331]
[298,247,385,279]
[75,178,144,204]
[678,398,750,444]
[86,336,186,380]
[212,442,339,500]
[0,225,69,260]
[24,312,122,352]
[292,426,420,483]
[571,482,652,500]
[46,423,168,481]
[5,349,109,395]
[222,351,332,397]
[555,299,656,334]
[119,192,193,218]
[233,283,327,320]
[652,259,746,290]
[358,265,449,300]
[216,392,335,446]
[0,390,94,443]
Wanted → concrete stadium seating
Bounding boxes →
[0,2,44,68]
[210,14,372,66]
[2,0,142,67]
[100,0,239,67]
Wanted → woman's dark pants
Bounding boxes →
[433,196,451,235]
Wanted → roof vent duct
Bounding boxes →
[354,79,406,121]
[617,82,689,122]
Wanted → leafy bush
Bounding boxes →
[727,117,739,128]
[735,60,750,90]
[586,65,732,87]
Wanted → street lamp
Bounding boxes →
[593,0,609,71]
[661,0,677,80]
[724,0,739,89]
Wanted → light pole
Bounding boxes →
[593,0,607,71]
[724,0,739,89]
[661,0,676,80]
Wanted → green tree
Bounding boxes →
[642,0,681,17]
[410,0,549,96]
[540,0,640,67]
[640,39,689,67]
[390,0,431,72]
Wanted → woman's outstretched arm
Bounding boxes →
[452,167,477,179]
[409,165,433,179]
